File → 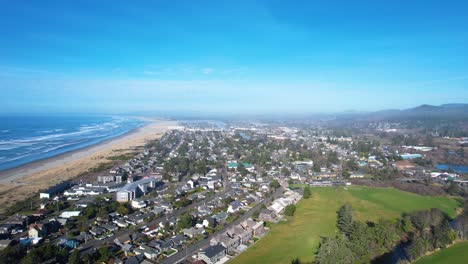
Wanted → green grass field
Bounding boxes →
[413,241,468,264]
[231,186,460,264]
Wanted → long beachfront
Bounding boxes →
[0,119,177,213]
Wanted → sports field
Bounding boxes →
[413,241,468,264]
[231,186,460,264]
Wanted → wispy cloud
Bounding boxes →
[202,67,214,74]
[0,65,53,77]
[142,65,217,76]
[143,70,161,75]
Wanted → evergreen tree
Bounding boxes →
[316,234,354,264]
[284,204,297,216]
[68,250,83,264]
[303,186,311,199]
[336,204,353,236]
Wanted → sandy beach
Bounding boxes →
[0,118,177,212]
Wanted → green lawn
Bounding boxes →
[413,241,468,264]
[231,186,460,264]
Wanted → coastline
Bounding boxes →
[0,120,147,183]
[0,118,177,212]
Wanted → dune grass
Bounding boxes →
[231,186,460,264]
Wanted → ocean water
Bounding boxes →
[0,115,145,171]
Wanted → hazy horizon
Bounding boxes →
[1,1,467,114]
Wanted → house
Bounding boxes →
[227,162,254,172]
[6,214,28,226]
[39,181,72,199]
[181,227,205,238]
[102,223,119,232]
[241,219,265,237]
[258,209,277,223]
[170,235,187,247]
[74,232,92,243]
[212,212,229,223]
[0,224,15,235]
[116,177,157,202]
[131,200,147,209]
[210,233,240,253]
[227,225,252,244]
[60,211,81,219]
[134,245,159,260]
[198,245,226,264]
[97,175,116,183]
[125,254,145,264]
[114,233,132,246]
[57,238,80,249]
[89,227,106,237]
[196,205,212,217]
[28,223,47,238]
[227,201,243,213]
[121,243,134,257]
[108,212,121,221]
[114,219,129,228]
[269,200,286,214]
[156,239,173,252]
[269,192,301,215]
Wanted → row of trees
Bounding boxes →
[0,243,68,264]
[403,208,456,261]
[312,204,458,264]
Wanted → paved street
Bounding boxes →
[160,187,285,264]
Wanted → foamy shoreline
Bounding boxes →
[0,119,177,212]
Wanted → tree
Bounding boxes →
[177,213,194,230]
[342,171,351,179]
[98,246,111,262]
[236,162,249,176]
[336,204,353,236]
[345,158,359,171]
[68,250,81,264]
[270,179,281,189]
[0,244,27,263]
[453,204,468,239]
[316,234,353,264]
[313,162,321,172]
[291,258,301,264]
[327,151,339,166]
[116,203,131,215]
[83,205,97,219]
[303,186,311,199]
[446,181,460,196]
[284,204,296,216]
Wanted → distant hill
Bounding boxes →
[336,104,468,121]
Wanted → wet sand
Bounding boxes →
[0,118,177,212]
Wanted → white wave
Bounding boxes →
[0,121,133,146]
[2,153,32,162]
[0,127,104,145]
[0,141,35,150]
[26,146,46,151]
[41,142,77,153]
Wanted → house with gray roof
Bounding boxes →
[198,245,226,264]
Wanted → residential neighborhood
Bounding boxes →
[0,120,467,264]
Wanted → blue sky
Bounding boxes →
[0,0,467,114]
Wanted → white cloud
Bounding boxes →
[143,70,161,75]
[202,68,214,74]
